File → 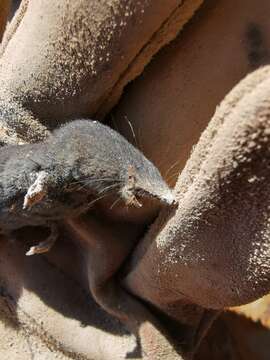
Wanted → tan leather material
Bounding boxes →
[113,0,270,187]
[110,0,270,319]
[232,294,270,329]
[0,2,206,358]
[0,0,10,41]
[124,63,270,310]
[96,0,204,118]
[0,234,137,359]
[0,0,203,144]
[1,0,270,359]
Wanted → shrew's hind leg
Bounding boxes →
[26,222,58,256]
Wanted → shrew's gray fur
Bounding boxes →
[0,119,174,254]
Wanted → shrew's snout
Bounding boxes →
[159,189,177,206]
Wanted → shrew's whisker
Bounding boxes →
[86,193,111,208]
[110,197,122,210]
[98,183,119,195]
[165,159,182,179]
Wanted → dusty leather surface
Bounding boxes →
[113,0,270,187]
[124,58,270,309]
[0,0,203,144]
[1,0,270,359]
[0,234,137,360]
[109,0,270,328]
[0,1,204,359]
[0,0,10,41]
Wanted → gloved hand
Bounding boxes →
[1,1,270,359]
